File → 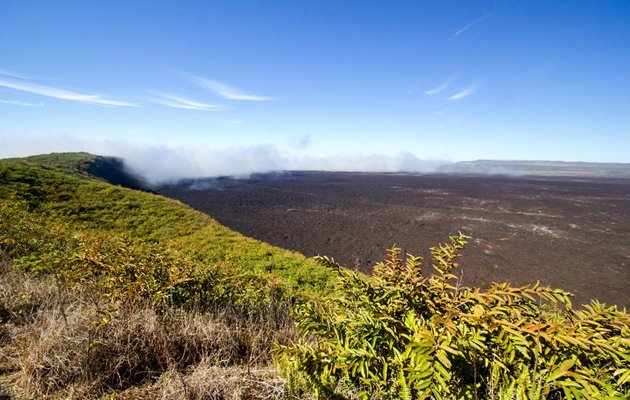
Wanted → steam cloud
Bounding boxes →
[0,135,451,186]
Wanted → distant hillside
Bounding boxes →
[439,159,630,178]
[17,152,149,190]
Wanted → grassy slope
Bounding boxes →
[0,152,335,398]
[0,153,332,294]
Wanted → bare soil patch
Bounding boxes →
[158,172,630,308]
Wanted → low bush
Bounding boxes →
[278,234,629,399]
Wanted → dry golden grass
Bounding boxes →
[0,254,303,399]
[157,362,287,400]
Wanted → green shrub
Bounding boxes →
[278,234,629,399]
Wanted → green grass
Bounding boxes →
[0,153,333,297]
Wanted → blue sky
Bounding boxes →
[1,1,629,181]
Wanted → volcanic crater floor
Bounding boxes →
[158,172,630,308]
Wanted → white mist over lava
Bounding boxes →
[0,134,451,185]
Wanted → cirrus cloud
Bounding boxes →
[447,85,477,101]
[190,75,272,101]
[425,76,454,96]
[0,78,136,107]
[148,92,221,110]
[0,99,44,107]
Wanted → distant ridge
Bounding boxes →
[439,159,630,178]
[19,152,149,190]
[85,156,149,191]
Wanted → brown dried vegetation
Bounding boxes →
[0,254,297,399]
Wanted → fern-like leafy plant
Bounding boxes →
[277,234,629,399]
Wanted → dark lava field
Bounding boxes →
[158,172,630,308]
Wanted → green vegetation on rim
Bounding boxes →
[0,153,333,296]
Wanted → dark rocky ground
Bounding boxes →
[158,172,630,308]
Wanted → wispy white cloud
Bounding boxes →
[0,99,44,107]
[447,86,477,101]
[0,69,34,79]
[149,92,221,110]
[0,78,136,107]
[425,77,454,95]
[190,76,272,101]
[452,14,490,39]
